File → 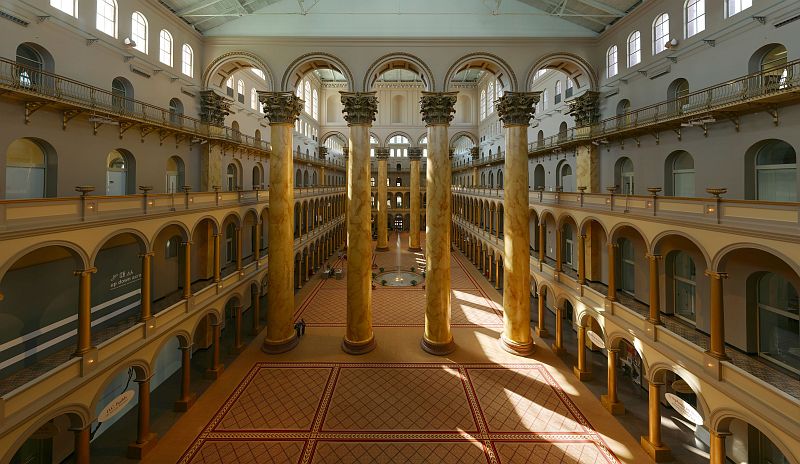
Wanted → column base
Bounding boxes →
[535,327,548,338]
[421,336,456,356]
[262,333,300,354]
[375,246,389,252]
[407,247,422,252]
[704,349,730,362]
[204,365,224,380]
[174,393,197,412]
[640,437,671,462]
[127,433,158,460]
[550,343,566,355]
[600,395,625,415]
[500,334,535,357]
[573,367,592,381]
[342,335,376,355]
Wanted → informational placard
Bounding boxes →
[98,390,135,422]
[665,393,704,425]
[586,330,606,349]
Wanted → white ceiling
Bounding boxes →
[160,0,642,36]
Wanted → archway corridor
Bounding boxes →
[142,233,650,463]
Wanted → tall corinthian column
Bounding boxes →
[341,92,379,355]
[376,147,389,251]
[408,147,422,251]
[497,92,539,356]
[420,91,457,356]
[259,91,302,354]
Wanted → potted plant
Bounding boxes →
[372,272,377,279]
[381,279,387,286]
[411,280,417,286]
[379,267,385,273]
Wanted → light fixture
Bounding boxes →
[123,37,137,48]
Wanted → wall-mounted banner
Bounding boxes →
[586,330,606,349]
[98,390,135,422]
[665,393,704,425]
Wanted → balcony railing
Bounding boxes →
[452,187,800,237]
[0,57,270,152]
[528,59,800,154]
[294,151,346,169]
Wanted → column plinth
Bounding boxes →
[497,92,539,357]
[259,91,302,354]
[601,348,625,415]
[421,92,458,356]
[640,380,671,462]
[376,148,389,251]
[341,92,379,355]
[408,148,422,251]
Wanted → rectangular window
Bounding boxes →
[51,0,75,17]
[727,0,752,17]
[686,0,705,38]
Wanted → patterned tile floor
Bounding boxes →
[179,362,619,464]
[149,233,648,464]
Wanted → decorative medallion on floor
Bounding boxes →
[179,362,621,463]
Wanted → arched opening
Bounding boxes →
[15,42,55,89]
[225,162,240,191]
[745,139,797,201]
[4,138,57,199]
[533,164,545,190]
[9,412,86,464]
[252,164,264,189]
[668,78,689,114]
[152,224,190,304]
[615,157,634,195]
[168,98,184,126]
[111,76,134,113]
[665,150,695,197]
[106,149,135,195]
[749,43,789,91]
[166,155,185,193]
[557,161,574,192]
[717,416,792,464]
[221,216,240,277]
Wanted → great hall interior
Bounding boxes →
[0,0,798,463]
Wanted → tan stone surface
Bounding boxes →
[409,157,421,250]
[377,155,389,250]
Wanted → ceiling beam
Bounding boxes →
[575,0,626,16]
[175,0,226,16]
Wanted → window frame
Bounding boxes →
[685,0,705,38]
[159,29,173,67]
[131,12,148,54]
[628,31,641,67]
[607,45,618,78]
[50,0,77,17]
[96,0,118,38]
[653,13,670,55]
[181,44,193,77]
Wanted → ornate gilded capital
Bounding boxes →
[258,91,303,124]
[199,89,232,127]
[567,91,601,126]
[375,147,389,159]
[496,92,540,126]
[470,146,479,160]
[408,147,422,160]
[420,91,458,126]
[318,147,328,159]
[340,91,378,126]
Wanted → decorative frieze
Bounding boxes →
[496,92,540,126]
[199,90,232,127]
[258,91,303,124]
[567,91,601,126]
[420,91,458,126]
[340,91,378,126]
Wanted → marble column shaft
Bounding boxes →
[648,254,662,323]
[341,92,378,355]
[421,91,457,356]
[408,149,422,251]
[260,91,302,354]
[707,271,729,359]
[74,268,96,356]
[497,92,538,357]
[376,149,389,251]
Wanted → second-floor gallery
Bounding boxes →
[0,0,798,463]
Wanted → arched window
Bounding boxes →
[312,89,319,120]
[668,78,690,113]
[488,171,494,188]
[495,78,502,100]
[566,78,574,98]
[106,149,134,195]
[628,31,641,67]
[755,140,797,201]
[757,273,799,373]
[615,157,635,195]
[653,13,670,55]
[533,164,545,190]
[487,81,495,114]
[181,44,193,77]
[15,44,48,88]
[225,222,236,264]
[497,170,504,189]
[96,0,117,38]
[237,80,245,103]
[5,138,55,199]
[166,155,184,193]
[726,0,752,17]
[159,29,173,66]
[111,76,133,112]
[667,150,695,197]
[169,97,183,125]
[618,238,635,294]
[686,0,705,38]
[562,224,574,267]
[558,162,573,191]
[131,12,148,54]
[304,80,312,114]
[542,89,549,110]
[554,80,562,104]
[252,165,263,189]
[50,0,76,16]
[226,76,234,97]
[607,45,618,78]
[558,122,568,141]
[250,88,258,110]
[226,163,238,191]
[759,44,789,90]
[396,177,402,187]
[616,99,631,127]
[672,251,696,322]
[480,90,486,120]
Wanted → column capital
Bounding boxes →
[340,91,378,126]
[199,89,232,127]
[496,92,540,127]
[567,90,601,126]
[408,147,423,160]
[705,270,729,279]
[258,91,303,124]
[646,253,663,261]
[318,146,328,159]
[73,267,97,277]
[375,147,389,159]
[138,252,155,258]
[607,242,619,249]
[181,240,193,246]
[420,91,458,126]
[470,146,479,160]
[579,234,587,240]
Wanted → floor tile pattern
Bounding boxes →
[179,362,621,464]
